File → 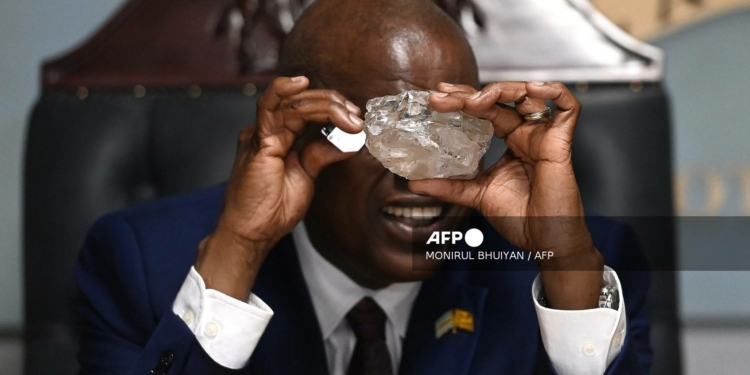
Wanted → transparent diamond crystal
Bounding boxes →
[364,90,493,180]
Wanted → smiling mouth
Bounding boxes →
[379,202,456,246]
[382,205,445,227]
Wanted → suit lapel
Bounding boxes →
[399,260,488,375]
[249,235,329,375]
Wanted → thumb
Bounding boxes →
[408,178,485,209]
[298,138,358,179]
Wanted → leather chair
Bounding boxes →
[23,0,681,373]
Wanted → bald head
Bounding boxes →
[280,0,478,93]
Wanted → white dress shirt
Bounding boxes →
[293,222,422,375]
[172,222,627,374]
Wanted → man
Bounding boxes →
[76,0,652,374]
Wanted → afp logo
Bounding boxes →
[426,228,484,248]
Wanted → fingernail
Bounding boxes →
[468,91,482,100]
[291,76,305,82]
[530,81,545,86]
[348,112,363,126]
[345,101,359,113]
[432,92,449,98]
[440,82,454,86]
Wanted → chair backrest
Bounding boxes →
[24,0,680,374]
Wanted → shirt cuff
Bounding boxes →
[172,266,274,369]
[532,266,626,375]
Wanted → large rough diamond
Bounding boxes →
[364,90,493,180]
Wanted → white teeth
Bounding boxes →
[412,207,423,218]
[383,206,443,219]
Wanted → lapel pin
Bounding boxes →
[435,308,474,338]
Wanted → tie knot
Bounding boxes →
[346,297,387,342]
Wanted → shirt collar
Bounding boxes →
[293,222,422,340]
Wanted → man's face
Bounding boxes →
[303,32,479,289]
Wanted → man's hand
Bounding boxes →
[410,81,603,310]
[195,76,363,300]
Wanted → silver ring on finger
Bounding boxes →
[523,107,552,122]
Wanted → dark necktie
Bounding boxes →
[346,297,394,375]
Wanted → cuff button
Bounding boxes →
[181,310,195,325]
[583,343,597,356]
[205,322,220,338]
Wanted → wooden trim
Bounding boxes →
[41,0,282,90]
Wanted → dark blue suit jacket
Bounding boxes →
[75,185,653,374]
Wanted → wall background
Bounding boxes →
[0,0,125,328]
[0,3,749,373]
[592,0,750,39]
[653,10,750,322]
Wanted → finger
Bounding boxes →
[282,99,363,135]
[430,91,524,138]
[525,81,579,112]
[255,98,361,159]
[467,81,548,118]
[464,82,529,108]
[436,82,478,95]
[462,82,533,136]
[298,138,358,179]
[280,89,361,116]
[430,88,515,119]
[256,99,362,159]
[257,76,309,112]
[471,103,525,138]
[515,92,547,118]
[408,177,486,209]
[525,81,581,132]
[428,91,470,112]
